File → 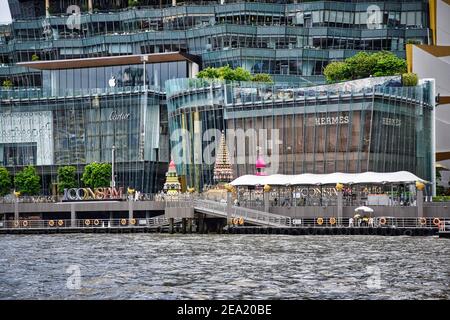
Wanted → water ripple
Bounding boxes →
[0,234,448,299]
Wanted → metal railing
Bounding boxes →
[0,217,179,230]
[193,198,292,227]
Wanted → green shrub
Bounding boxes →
[57,166,77,193]
[402,73,418,87]
[82,162,112,188]
[251,73,274,83]
[0,167,11,196]
[324,51,407,83]
[14,166,41,195]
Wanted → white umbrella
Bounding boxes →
[354,206,374,213]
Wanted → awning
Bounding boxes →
[230,171,427,187]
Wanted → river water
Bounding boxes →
[0,234,448,300]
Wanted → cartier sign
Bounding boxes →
[62,187,124,201]
[109,111,131,121]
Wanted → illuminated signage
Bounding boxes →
[109,111,131,121]
[315,115,349,126]
[382,117,401,127]
[62,187,124,201]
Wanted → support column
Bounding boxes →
[45,0,50,17]
[263,184,271,213]
[70,203,76,227]
[172,0,176,7]
[226,191,232,225]
[182,218,187,234]
[417,190,424,218]
[88,0,93,13]
[169,218,174,234]
[109,212,113,227]
[14,197,19,221]
[128,200,133,221]
[188,218,193,233]
[337,190,343,226]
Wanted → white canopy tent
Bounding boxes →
[230,171,427,187]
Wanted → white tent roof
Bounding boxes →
[230,171,427,186]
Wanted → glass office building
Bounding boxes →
[0,52,198,193]
[0,1,435,193]
[1,1,430,87]
[166,77,434,190]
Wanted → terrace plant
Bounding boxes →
[0,167,11,196]
[82,162,112,189]
[2,79,12,88]
[197,66,252,82]
[57,166,78,193]
[14,166,41,196]
[324,51,407,83]
[402,73,419,87]
[251,73,274,83]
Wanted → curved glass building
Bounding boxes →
[166,76,434,190]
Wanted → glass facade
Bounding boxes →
[166,77,434,190]
[1,1,430,87]
[0,58,190,194]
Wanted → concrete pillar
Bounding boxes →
[172,0,176,7]
[14,197,19,221]
[70,204,76,227]
[169,218,174,234]
[188,218,193,233]
[88,0,93,13]
[417,190,423,218]
[226,191,232,225]
[337,190,343,225]
[128,200,133,221]
[45,0,50,17]
[264,191,270,213]
[182,218,187,234]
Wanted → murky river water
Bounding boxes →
[0,234,448,299]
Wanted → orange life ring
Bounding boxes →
[233,218,239,225]
[93,219,100,226]
[57,220,64,226]
[120,219,127,226]
[379,217,387,225]
[22,220,28,227]
[433,218,441,226]
[84,219,90,226]
[419,217,427,226]
[13,220,20,227]
[48,220,55,227]
[329,217,336,225]
[317,217,324,225]
[238,217,244,225]
[130,218,136,225]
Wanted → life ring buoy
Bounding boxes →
[22,220,28,227]
[379,217,387,225]
[419,217,427,226]
[433,218,441,226]
[238,217,244,225]
[93,219,100,226]
[233,218,239,225]
[48,220,55,227]
[317,217,324,225]
[130,218,136,225]
[13,220,20,227]
[84,219,90,226]
[57,220,64,227]
[120,219,127,226]
[329,217,336,225]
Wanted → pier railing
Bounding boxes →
[193,199,292,227]
[0,217,178,230]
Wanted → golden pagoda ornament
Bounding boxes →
[213,130,234,184]
[163,160,181,195]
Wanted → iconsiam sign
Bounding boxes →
[62,187,124,201]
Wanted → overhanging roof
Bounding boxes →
[230,171,427,186]
[17,52,201,70]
